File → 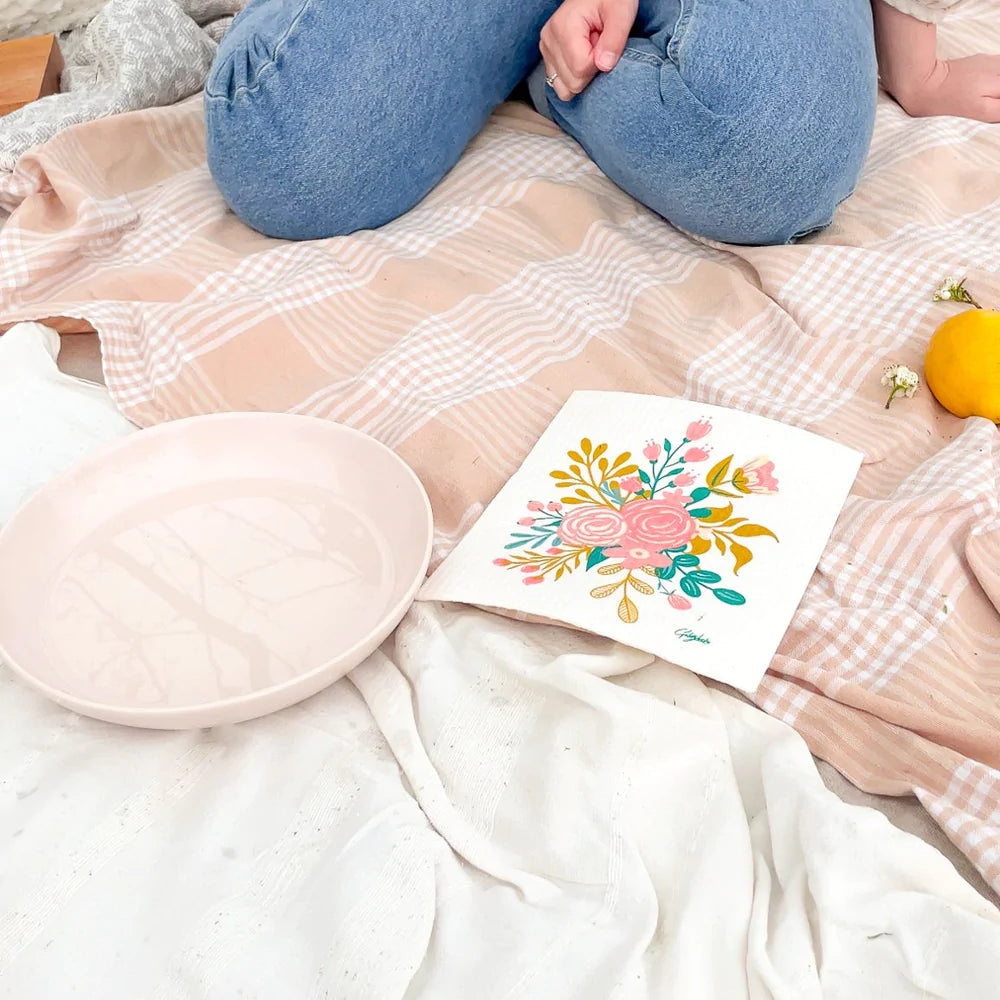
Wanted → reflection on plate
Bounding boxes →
[0,414,432,728]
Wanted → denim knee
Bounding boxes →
[660,0,877,245]
[689,96,876,246]
[204,1,432,240]
[664,119,874,247]
[204,0,559,240]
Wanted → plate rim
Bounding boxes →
[0,411,434,725]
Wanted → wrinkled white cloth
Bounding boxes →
[0,323,135,523]
[0,0,245,174]
[1,597,998,998]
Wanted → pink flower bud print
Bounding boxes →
[668,593,692,610]
[619,475,643,494]
[685,419,712,440]
[733,456,779,495]
[643,440,662,462]
[684,447,709,463]
[673,471,696,487]
[492,558,510,567]
[518,517,535,526]
[546,501,563,512]
[523,575,544,586]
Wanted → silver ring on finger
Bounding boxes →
[545,71,559,87]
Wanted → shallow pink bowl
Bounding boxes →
[0,413,433,729]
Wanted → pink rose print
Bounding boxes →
[684,447,710,463]
[526,500,545,511]
[556,505,628,548]
[621,499,698,549]
[606,539,674,570]
[667,594,692,610]
[673,471,696,487]
[643,440,662,462]
[619,475,643,494]
[686,419,712,441]
[734,457,779,495]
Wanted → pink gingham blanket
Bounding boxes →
[2,3,999,895]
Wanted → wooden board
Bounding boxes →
[0,35,64,117]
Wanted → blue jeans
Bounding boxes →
[205,0,877,246]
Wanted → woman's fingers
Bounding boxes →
[539,38,581,100]
[539,0,639,101]
[539,51,576,100]
[540,14,597,99]
[593,0,635,71]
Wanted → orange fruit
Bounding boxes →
[924,308,1000,423]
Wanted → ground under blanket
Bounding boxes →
[1,2,999,902]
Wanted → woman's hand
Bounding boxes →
[894,56,1000,122]
[873,0,1000,122]
[539,0,639,102]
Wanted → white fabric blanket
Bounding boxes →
[0,324,135,524]
[2,324,999,997]
[2,603,1000,998]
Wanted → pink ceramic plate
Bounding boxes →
[0,413,433,729]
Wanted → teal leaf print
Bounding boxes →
[712,588,747,606]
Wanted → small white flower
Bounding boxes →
[882,363,920,409]
[932,279,953,302]
[898,369,920,395]
[932,276,982,308]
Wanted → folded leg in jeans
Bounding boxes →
[530,0,877,244]
[205,0,561,240]
[205,0,877,246]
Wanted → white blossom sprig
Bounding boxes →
[933,276,982,309]
[881,363,920,410]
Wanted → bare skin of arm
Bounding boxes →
[873,0,1000,122]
